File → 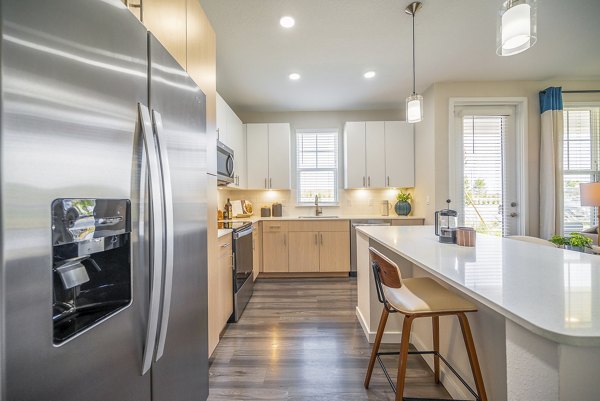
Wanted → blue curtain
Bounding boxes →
[539,87,563,114]
[539,87,564,238]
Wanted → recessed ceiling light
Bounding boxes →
[280,16,295,28]
[289,73,301,81]
[364,71,376,79]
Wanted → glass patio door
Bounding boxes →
[454,106,521,236]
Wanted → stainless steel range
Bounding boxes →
[225,222,254,321]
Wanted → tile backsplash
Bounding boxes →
[217,188,416,217]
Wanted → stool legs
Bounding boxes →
[457,312,488,401]
[364,307,389,389]
[432,316,440,384]
[395,315,414,401]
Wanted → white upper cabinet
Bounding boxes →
[216,93,246,188]
[216,94,228,144]
[267,123,291,189]
[246,123,291,190]
[246,123,269,189]
[344,122,366,188]
[344,121,414,189]
[365,121,386,188]
[384,121,414,188]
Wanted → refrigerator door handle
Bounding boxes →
[139,104,164,375]
[152,110,175,361]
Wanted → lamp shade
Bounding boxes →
[496,0,537,56]
[580,182,600,206]
[406,94,423,123]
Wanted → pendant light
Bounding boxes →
[405,2,423,123]
[496,0,537,56]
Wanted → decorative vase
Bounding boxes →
[394,200,411,216]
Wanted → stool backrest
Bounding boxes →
[369,247,402,289]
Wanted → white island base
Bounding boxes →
[355,226,600,401]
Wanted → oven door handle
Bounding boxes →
[233,226,254,239]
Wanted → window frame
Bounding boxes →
[562,102,600,233]
[295,128,339,206]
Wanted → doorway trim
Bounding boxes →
[448,97,529,235]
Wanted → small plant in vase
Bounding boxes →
[550,232,593,252]
[394,189,412,216]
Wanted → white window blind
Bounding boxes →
[296,130,338,204]
[462,115,507,236]
[563,106,600,233]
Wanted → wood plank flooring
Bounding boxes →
[208,278,451,401]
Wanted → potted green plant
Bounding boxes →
[549,233,593,252]
[394,189,412,216]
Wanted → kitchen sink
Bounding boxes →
[298,216,339,219]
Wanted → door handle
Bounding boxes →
[315,233,318,245]
[270,178,272,189]
[320,233,323,246]
[265,178,267,189]
[368,176,371,187]
[509,212,518,217]
[283,233,286,246]
[363,176,365,187]
[152,110,174,362]
[387,176,390,187]
[139,104,164,375]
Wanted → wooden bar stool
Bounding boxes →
[364,247,487,401]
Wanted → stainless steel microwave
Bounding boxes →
[217,140,234,186]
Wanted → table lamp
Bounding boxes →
[580,182,600,245]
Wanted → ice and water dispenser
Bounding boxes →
[52,199,131,345]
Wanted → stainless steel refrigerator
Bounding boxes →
[0,1,209,400]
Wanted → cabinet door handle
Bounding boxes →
[231,254,235,270]
[221,243,230,248]
[284,233,287,246]
[362,176,366,187]
[216,128,220,140]
[320,233,323,245]
[264,178,267,189]
[387,176,390,187]
[314,233,318,245]
[269,178,272,189]
[368,176,371,187]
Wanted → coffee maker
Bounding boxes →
[435,199,458,244]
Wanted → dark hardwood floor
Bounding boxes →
[208,278,451,401]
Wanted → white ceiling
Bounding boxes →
[199,0,600,113]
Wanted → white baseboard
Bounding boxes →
[355,306,403,344]
[410,333,472,400]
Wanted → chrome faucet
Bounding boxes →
[315,194,323,216]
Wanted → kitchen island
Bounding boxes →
[356,225,600,401]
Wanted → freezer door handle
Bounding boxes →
[139,104,164,375]
[152,110,175,362]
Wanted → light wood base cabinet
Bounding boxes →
[289,232,320,272]
[262,222,288,272]
[252,222,261,280]
[319,231,350,272]
[261,220,350,274]
[209,234,233,356]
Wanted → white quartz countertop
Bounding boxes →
[217,229,232,238]
[356,225,600,347]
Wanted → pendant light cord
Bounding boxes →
[412,11,416,96]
